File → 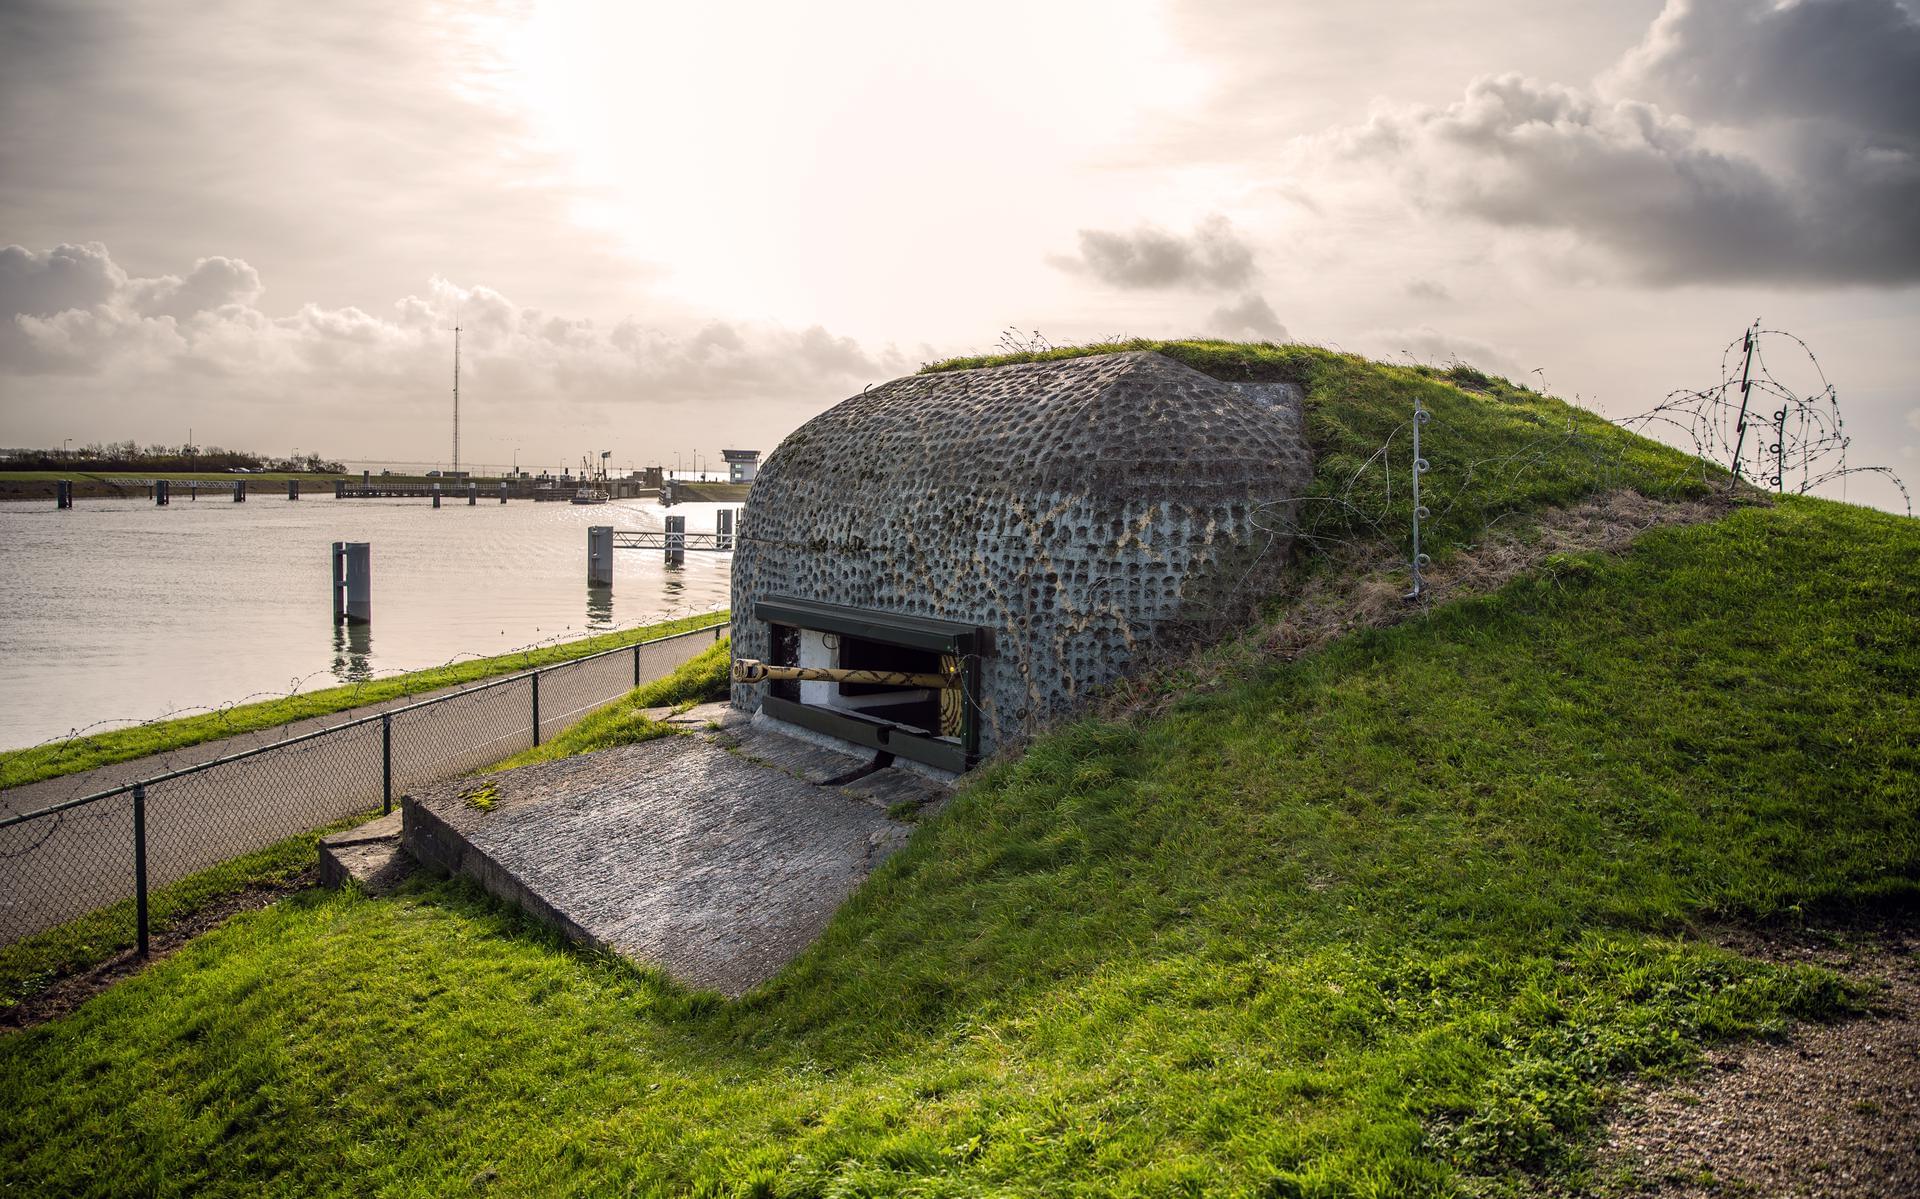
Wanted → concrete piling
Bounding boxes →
[233,481,246,503]
[332,541,372,624]
[467,482,477,506]
[288,479,300,500]
[432,484,441,509]
[55,480,72,509]
[499,481,508,504]
[156,479,170,506]
[588,525,614,586]
[665,515,686,564]
[716,508,735,550]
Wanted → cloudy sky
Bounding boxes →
[2,0,1915,504]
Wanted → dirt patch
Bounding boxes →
[0,869,316,1032]
[1105,487,1752,721]
[1578,922,1920,1197]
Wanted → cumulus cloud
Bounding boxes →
[1604,0,1920,138]
[1324,0,1920,286]
[0,243,900,403]
[1206,293,1288,340]
[1054,214,1257,290]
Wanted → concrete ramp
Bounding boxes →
[402,720,943,995]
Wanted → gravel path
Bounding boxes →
[1582,923,1920,1197]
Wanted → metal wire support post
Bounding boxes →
[1728,319,1759,481]
[531,672,542,747]
[132,783,150,957]
[1772,405,1788,493]
[1405,402,1433,601]
[381,713,393,815]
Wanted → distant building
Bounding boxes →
[723,448,761,484]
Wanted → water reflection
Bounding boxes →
[585,582,614,631]
[661,562,685,600]
[331,621,374,683]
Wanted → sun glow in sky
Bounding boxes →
[485,0,1210,331]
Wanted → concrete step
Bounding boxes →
[317,809,412,894]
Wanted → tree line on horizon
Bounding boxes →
[0,441,345,475]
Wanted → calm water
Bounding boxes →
[0,495,734,750]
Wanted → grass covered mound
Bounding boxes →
[926,339,1712,558]
[2,495,1912,1196]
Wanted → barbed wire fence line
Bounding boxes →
[0,618,729,957]
[1616,320,1911,516]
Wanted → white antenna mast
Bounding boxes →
[451,323,461,475]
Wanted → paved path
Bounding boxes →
[0,626,725,944]
[0,626,726,819]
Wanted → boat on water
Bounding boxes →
[571,487,610,505]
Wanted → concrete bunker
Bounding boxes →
[730,350,1316,772]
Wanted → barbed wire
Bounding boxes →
[1615,320,1910,516]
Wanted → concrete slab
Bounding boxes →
[711,723,877,785]
[318,810,412,893]
[837,766,952,816]
[403,734,912,996]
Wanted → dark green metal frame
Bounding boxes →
[753,594,987,772]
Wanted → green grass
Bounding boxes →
[2,496,1912,1196]
[0,613,728,791]
[487,639,733,771]
[0,817,362,1007]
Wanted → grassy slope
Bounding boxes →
[1,502,1912,1194]
[0,612,727,791]
[2,348,1912,1195]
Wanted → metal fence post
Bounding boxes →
[381,713,393,815]
[633,643,641,687]
[132,783,150,958]
[531,672,542,746]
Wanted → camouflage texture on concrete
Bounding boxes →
[730,351,1314,755]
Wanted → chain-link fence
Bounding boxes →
[0,621,728,952]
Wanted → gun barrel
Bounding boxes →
[732,658,955,690]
